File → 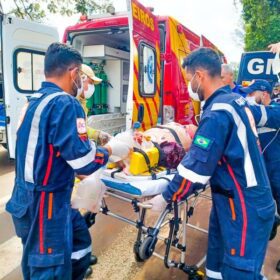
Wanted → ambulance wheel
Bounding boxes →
[138,236,154,260]
[133,242,144,262]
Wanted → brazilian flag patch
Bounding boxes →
[194,135,212,150]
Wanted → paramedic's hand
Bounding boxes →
[145,194,168,213]
[268,42,280,53]
[107,138,132,162]
[98,131,111,146]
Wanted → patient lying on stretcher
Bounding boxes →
[108,122,197,175]
[72,122,197,211]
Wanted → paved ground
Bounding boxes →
[0,145,279,279]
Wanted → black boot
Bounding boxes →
[90,254,98,266]
[84,212,97,228]
[84,266,93,278]
[276,260,280,273]
[269,215,280,241]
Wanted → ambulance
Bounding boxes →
[0,14,59,158]
[63,0,226,134]
[1,0,225,159]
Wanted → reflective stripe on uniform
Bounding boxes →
[177,163,210,184]
[71,245,92,260]
[66,145,96,170]
[211,103,257,187]
[257,127,276,134]
[258,105,268,127]
[205,268,223,279]
[24,92,67,183]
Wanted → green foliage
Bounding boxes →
[0,0,114,21]
[240,0,280,51]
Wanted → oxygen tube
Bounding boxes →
[262,128,280,154]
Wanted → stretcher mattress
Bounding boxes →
[101,169,175,197]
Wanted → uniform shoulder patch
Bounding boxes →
[193,135,213,150]
[235,96,246,107]
[77,118,87,134]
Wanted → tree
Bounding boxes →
[239,0,280,51]
[0,0,114,21]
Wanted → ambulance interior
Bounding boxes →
[71,27,130,135]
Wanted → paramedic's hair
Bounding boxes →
[221,64,234,75]
[44,43,83,77]
[182,47,222,77]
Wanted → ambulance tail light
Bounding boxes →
[163,105,175,124]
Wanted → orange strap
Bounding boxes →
[229,198,236,221]
[48,193,53,220]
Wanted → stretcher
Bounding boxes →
[98,168,211,280]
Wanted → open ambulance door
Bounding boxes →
[126,0,161,130]
[2,15,59,159]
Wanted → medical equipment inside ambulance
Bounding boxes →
[76,41,130,136]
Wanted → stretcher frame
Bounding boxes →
[99,185,211,280]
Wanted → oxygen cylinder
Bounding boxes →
[100,71,108,114]
[85,64,96,115]
[92,72,102,115]
[86,93,94,116]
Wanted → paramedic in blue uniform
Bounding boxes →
[240,80,280,217]
[5,43,129,280]
[147,48,276,280]
[240,79,280,271]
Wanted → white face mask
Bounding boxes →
[77,82,84,97]
[84,84,95,99]
[73,76,83,98]
[188,73,201,101]
[246,96,256,105]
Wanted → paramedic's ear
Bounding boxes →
[195,69,206,82]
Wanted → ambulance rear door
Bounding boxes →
[126,0,161,130]
[2,15,59,158]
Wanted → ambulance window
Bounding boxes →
[14,49,45,93]
[158,24,166,53]
[139,43,156,96]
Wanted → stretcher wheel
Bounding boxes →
[133,242,144,262]
[138,236,155,260]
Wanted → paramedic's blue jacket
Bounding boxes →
[257,100,280,214]
[6,82,109,279]
[162,85,277,279]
